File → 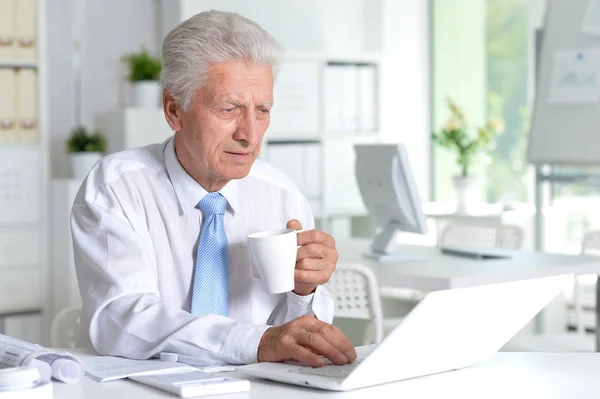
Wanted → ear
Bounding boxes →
[163,89,183,132]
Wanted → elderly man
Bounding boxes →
[71,10,356,368]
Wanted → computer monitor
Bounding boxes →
[354,143,428,262]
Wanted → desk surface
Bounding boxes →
[337,239,600,291]
[54,352,600,399]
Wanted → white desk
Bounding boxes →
[53,352,600,398]
[338,239,600,348]
[338,239,600,291]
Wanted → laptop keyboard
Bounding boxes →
[292,360,363,379]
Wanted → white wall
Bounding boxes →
[48,0,431,197]
[380,0,431,201]
[47,0,158,178]
[166,0,383,54]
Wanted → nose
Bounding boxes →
[233,109,260,145]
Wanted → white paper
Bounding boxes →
[582,0,600,36]
[79,355,191,382]
[269,61,319,136]
[548,49,600,104]
[0,147,40,224]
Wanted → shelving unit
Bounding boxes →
[0,0,49,344]
[262,52,381,235]
[0,61,37,69]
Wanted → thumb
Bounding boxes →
[286,219,303,231]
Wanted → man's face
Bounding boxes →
[168,61,274,189]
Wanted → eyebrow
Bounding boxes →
[223,99,274,107]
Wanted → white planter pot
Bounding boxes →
[70,152,102,179]
[452,175,480,213]
[132,81,161,108]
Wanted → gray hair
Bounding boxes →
[161,10,283,110]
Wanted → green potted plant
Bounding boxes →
[122,48,162,107]
[66,125,107,179]
[432,98,504,211]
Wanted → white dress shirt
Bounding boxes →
[71,137,334,365]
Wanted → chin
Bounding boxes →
[222,164,253,180]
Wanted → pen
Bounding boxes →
[159,352,237,373]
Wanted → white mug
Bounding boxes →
[247,228,301,294]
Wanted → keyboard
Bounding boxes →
[440,246,512,259]
[292,360,363,379]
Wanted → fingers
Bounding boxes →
[305,322,356,365]
[297,229,336,248]
[295,268,330,286]
[296,243,337,265]
[289,343,325,368]
[300,332,348,365]
[293,242,338,296]
[257,316,357,368]
[286,219,303,231]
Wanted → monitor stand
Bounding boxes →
[363,223,428,263]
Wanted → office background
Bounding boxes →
[1,0,595,347]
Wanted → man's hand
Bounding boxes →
[257,315,357,367]
[286,219,338,296]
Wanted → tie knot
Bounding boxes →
[198,192,228,215]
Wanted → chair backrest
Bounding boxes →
[439,222,524,249]
[50,307,81,348]
[325,263,384,343]
[582,230,600,256]
[572,230,600,333]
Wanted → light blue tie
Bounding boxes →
[190,192,229,316]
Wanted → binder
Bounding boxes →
[15,0,36,61]
[16,69,38,143]
[0,69,17,144]
[324,64,346,133]
[267,144,306,193]
[269,61,319,137]
[340,64,358,132]
[0,0,16,60]
[357,64,377,132]
[304,143,321,199]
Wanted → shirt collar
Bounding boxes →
[164,137,241,215]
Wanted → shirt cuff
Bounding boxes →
[224,323,271,365]
[287,285,334,323]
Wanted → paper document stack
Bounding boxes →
[78,355,191,383]
[0,334,83,384]
[79,353,250,398]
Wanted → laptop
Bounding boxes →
[237,275,568,391]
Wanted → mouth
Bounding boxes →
[224,151,252,162]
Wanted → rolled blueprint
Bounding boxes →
[0,334,83,383]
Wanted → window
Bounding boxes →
[432,0,529,205]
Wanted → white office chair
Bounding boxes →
[379,222,525,339]
[572,230,600,334]
[502,231,600,353]
[326,263,384,344]
[50,307,81,348]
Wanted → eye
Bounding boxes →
[224,108,234,113]
[259,108,270,114]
